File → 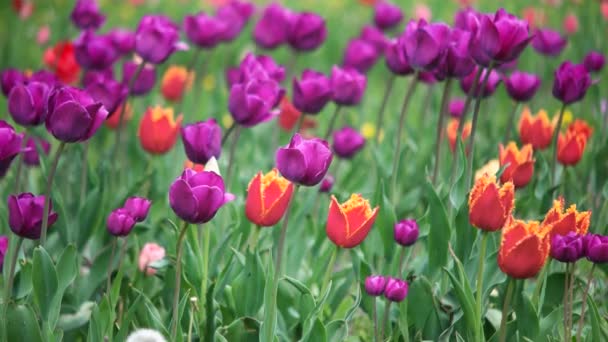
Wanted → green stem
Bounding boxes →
[551,104,567,187]
[372,297,379,342]
[381,301,392,341]
[475,232,489,342]
[200,226,211,310]
[391,74,419,203]
[532,262,549,314]
[171,221,190,341]
[432,78,452,184]
[563,263,570,340]
[567,262,577,340]
[79,141,89,204]
[498,278,515,342]
[221,122,236,147]
[319,246,339,297]
[2,237,22,342]
[576,264,595,342]
[248,225,261,252]
[40,141,66,246]
[375,75,396,145]
[225,125,241,186]
[106,238,117,295]
[503,102,520,143]
[323,105,341,141]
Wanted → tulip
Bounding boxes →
[8,193,58,240]
[475,159,500,182]
[138,242,166,276]
[498,142,534,188]
[45,86,109,143]
[245,169,294,227]
[23,137,50,167]
[385,39,413,75]
[8,82,50,126]
[326,194,379,248]
[276,133,333,186]
[359,25,389,54]
[542,197,590,240]
[552,61,591,105]
[1,68,26,96]
[448,98,465,118]
[277,96,302,131]
[0,235,7,272]
[82,69,114,88]
[74,30,119,70]
[105,103,132,129]
[434,28,475,80]
[460,67,501,98]
[135,15,182,64]
[394,219,419,246]
[85,73,127,114]
[108,28,135,55]
[330,66,367,106]
[107,208,136,237]
[138,106,183,155]
[70,0,105,30]
[563,13,578,35]
[287,12,327,51]
[0,121,24,179]
[446,118,471,152]
[468,173,515,231]
[583,51,605,73]
[550,232,584,263]
[28,70,60,87]
[401,19,450,71]
[123,197,152,222]
[292,70,332,114]
[227,53,285,87]
[229,78,282,127]
[584,234,608,263]
[181,119,222,164]
[319,174,334,193]
[332,126,366,159]
[161,66,193,102]
[253,3,293,49]
[557,130,587,166]
[216,1,254,42]
[374,2,403,30]
[43,41,81,84]
[498,218,550,278]
[169,169,235,224]
[342,39,379,73]
[184,12,227,49]
[365,275,387,296]
[518,107,554,150]
[531,28,567,57]
[122,61,156,96]
[384,277,408,302]
[504,71,541,102]
[567,119,593,140]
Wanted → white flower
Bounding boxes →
[126,329,167,342]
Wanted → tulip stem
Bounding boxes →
[106,237,118,295]
[568,262,577,339]
[79,141,89,205]
[504,102,520,143]
[375,75,396,145]
[294,113,306,133]
[323,105,341,141]
[248,225,261,252]
[576,264,595,342]
[391,74,419,203]
[551,104,567,187]
[372,297,379,342]
[319,246,339,298]
[226,125,241,186]
[432,78,452,185]
[40,141,66,246]
[200,226,211,313]
[221,123,236,146]
[563,263,570,340]
[498,277,515,342]
[381,301,392,341]
[171,221,189,341]
[475,232,489,342]
[2,236,23,341]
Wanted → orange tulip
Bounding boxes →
[245,169,294,227]
[138,106,183,155]
[105,103,133,130]
[184,160,205,172]
[518,107,554,150]
[326,194,379,248]
[468,174,515,231]
[498,218,550,279]
[498,142,534,188]
[446,119,471,152]
[557,130,587,166]
[541,197,590,240]
[161,65,193,102]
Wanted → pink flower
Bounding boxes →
[563,13,579,35]
[414,4,431,21]
[138,242,166,276]
[37,25,50,46]
[602,3,608,21]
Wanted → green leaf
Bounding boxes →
[260,252,276,342]
[57,301,96,332]
[587,293,602,342]
[6,304,43,342]
[424,180,451,274]
[514,291,539,340]
[48,245,78,329]
[449,139,467,211]
[326,320,347,342]
[444,258,476,340]
[306,319,327,342]
[31,247,58,324]
[14,259,32,300]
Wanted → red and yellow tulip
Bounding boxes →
[498,218,550,279]
[138,106,183,155]
[468,174,515,231]
[161,65,193,102]
[447,119,471,152]
[518,107,554,150]
[498,142,534,188]
[326,194,378,248]
[245,169,294,227]
[541,197,591,239]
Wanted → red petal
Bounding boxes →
[469,183,508,231]
[498,235,546,279]
[245,173,264,226]
[326,196,348,247]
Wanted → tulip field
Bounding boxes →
[1,0,608,341]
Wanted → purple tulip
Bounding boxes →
[0,235,7,272]
[8,193,58,240]
[181,119,222,164]
[23,137,51,167]
[184,12,228,49]
[468,9,532,67]
[401,19,450,71]
[82,69,114,88]
[460,67,502,98]
[342,39,379,74]
[70,0,105,30]
[223,0,254,22]
[169,169,235,224]
[227,53,285,87]
[122,61,156,96]
[550,232,584,263]
[45,86,109,143]
[385,40,413,76]
[332,126,366,159]
[531,29,567,57]
[434,28,475,80]
[108,28,135,55]
[85,73,127,114]
[504,71,541,102]
[107,208,136,237]
[365,275,387,296]
[394,219,419,246]
[497,59,519,74]
[384,277,408,302]
[330,66,367,106]
[319,174,334,193]
[1,69,26,97]
[417,71,437,85]
[28,70,60,87]
[583,51,605,73]
[276,133,333,186]
[287,12,327,51]
[448,98,465,118]
[374,2,403,30]
[123,197,152,222]
[0,121,25,178]
[229,78,282,127]
[293,70,332,114]
[552,61,592,105]
[584,234,608,263]
[253,3,293,49]
[74,30,119,70]
[359,25,389,54]
[8,82,50,126]
[135,15,183,64]
[216,1,254,42]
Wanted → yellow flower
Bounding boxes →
[361,122,382,141]
[222,114,233,128]
[475,159,500,182]
[203,74,216,92]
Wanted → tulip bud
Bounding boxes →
[518,107,554,150]
[287,12,327,51]
[402,19,450,71]
[583,51,605,73]
[326,194,378,248]
[0,235,7,272]
[8,82,50,126]
[504,71,541,102]
[184,12,227,49]
[385,40,413,76]
[253,4,293,49]
[245,169,294,227]
[531,28,567,57]
[70,0,105,30]
[138,242,166,276]
[552,61,591,105]
[374,2,403,30]
[359,25,389,54]
[229,78,282,127]
[448,98,465,118]
[124,197,152,222]
[468,174,514,231]
[8,193,58,240]
[216,1,254,43]
[460,67,502,98]
[557,130,587,166]
[23,137,51,167]
[1,68,26,97]
[364,275,387,296]
[434,28,475,80]
[292,70,332,114]
[550,232,584,263]
[584,234,608,264]
[446,118,471,152]
[138,106,182,155]
[108,28,135,55]
[135,15,182,64]
[319,174,334,193]
[43,41,81,84]
[276,133,333,186]
[342,39,379,74]
[161,66,193,102]
[0,120,25,179]
[74,30,119,70]
[394,219,419,247]
[332,126,366,159]
[384,277,408,302]
[107,208,136,237]
[330,66,367,106]
[181,119,222,164]
[122,61,156,96]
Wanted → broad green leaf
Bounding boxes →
[6,304,43,342]
[424,180,451,274]
[515,291,539,340]
[31,247,58,323]
[260,252,277,342]
[326,320,347,342]
[57,301,96,332]
[449,139,467,211]
[587,294,602,342]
